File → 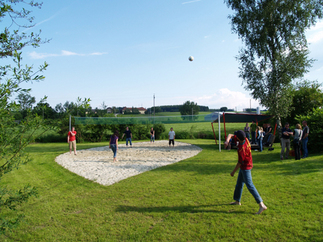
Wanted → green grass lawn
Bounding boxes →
[119,111,212,117]
[164,122,244,133]
[1,140,322,241]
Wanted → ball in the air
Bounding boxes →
[188,56,194,61]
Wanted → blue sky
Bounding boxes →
[15,0,323,110]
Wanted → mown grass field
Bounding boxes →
[37,120,248,143]
[1,139,322,241]
[163,122,244,134]
[118,111,212,117]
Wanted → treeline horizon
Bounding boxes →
[15,95,238,121]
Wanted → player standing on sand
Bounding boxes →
[121,127,132,147]
[109,130,119,162]
[150,127,155,143]
[224,130,267,215]
[168,127,175,147]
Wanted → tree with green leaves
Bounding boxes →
[32,99,56,120]
[225,0,323,128]
[297,107,323,152]
[287,81,323,123]
[220,107,228,112]
[16,91,36,111]
[179,101,200,120]
[0,0,49,234]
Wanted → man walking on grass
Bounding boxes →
[225,130,267,215]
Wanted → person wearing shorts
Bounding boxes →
[168,127,175,147]
[67,127,77,155]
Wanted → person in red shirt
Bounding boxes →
[67,126,77,155]
[224,130,267,215]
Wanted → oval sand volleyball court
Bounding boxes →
[55,141,202,186]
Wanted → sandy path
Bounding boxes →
[55,140,202,186]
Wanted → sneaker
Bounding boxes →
[254,149,258,151]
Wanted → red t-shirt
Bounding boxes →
[68,131,77,142]
[237,138,253,170]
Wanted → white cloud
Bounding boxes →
[307,20,323,44]
[61,50,80,56]
[182,0,201,5]
[156,88,262,111]
[29,52,61,59]
[309,20,323,31]
[29,50,108,59]
[307,31,323,44]
[316,65,323,72]
[90,52,108,56]
[195,88,261,110]
[26,7,68,32]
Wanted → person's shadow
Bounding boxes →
[115,204,245,214]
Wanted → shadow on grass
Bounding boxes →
[25,143,109,154]
[115,204,245,214]
[25,145,66,153]
[149,162,233,175]
[253,151,323,175]
[193,143,224,151]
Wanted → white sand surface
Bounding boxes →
[55,140,202,186]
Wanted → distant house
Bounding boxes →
[107,107,112,113]
[137,107,147,114]
[122,107,147,114]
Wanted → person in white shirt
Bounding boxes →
[168,127,175,147]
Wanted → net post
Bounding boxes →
[69,115,71,131]
[218,112,221,152]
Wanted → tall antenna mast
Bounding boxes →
[153,94,155,124]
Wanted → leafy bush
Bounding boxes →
[297,108,323,152]
[153,123,166,140]
[197,131,214,139]
[35,133,65,143]
[159,132,168,140]
[129,124,150,140]
[175,131,191,139]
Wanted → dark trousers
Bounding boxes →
[251,131,256,144]
[293,140,301,160]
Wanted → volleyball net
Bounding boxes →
[74,113,218,125]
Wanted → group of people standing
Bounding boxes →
[107,127,176,161]
[244,121,273,152]
[67,126,134,162]
[242,120,310,159]
[280,121,309,160]
[67,126,177,162]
